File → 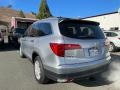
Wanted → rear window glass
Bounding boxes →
[59,21,105,39]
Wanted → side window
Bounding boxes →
[24,26,32,37]
[110,32,118,37]
[31,24,39,37]
[38,23,52,36]
[30,23,52,37]
[104,32,110,37]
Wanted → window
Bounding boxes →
[104,32,118,37]
[38,23,52,36]
[24,25,32,36]
[110,32,118,37]
[14,28,26,34]
[31,22,52,37]
[18,22,33,30]
[31,24,39,36]
[59,21,105,39]
[104,32,110,37]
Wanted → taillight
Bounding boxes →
[50,43,81,57]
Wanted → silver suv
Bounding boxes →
[20,17,111,84]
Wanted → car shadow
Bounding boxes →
[74,53,120,87]
[74,75,112,87]
[0,43,19,52]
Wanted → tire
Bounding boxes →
[19,46,25,58]
[34,56,49,84]
[109,43,116,52]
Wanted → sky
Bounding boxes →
[0,0,120,18]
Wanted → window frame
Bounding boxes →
[24,25,32,37]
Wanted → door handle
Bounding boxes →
[23,40,27,41]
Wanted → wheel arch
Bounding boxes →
[32,52,40,63]
[32,51,45,64]
[110,42,114,44]
[110,41,116,46]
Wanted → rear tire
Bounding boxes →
[34,56,49,84]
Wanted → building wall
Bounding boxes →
[84,12,120,30]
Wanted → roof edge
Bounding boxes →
[82,11,118,19]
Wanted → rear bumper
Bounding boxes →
[44,56,111,82]
[45,64,109,82]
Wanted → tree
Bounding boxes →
[19,10,26,18]
[37,0,52,19]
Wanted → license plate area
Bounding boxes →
[89,47,99,56]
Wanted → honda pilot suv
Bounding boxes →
[20,17,111,84]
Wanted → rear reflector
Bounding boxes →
[50,43,81,57]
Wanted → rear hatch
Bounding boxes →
[59,19,108,64]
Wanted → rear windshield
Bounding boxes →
[59,21,105,39]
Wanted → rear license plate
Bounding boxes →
[89,48,99,56]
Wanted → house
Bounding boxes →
[0,7,36,34]
[83,9,120,30]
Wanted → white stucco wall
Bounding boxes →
[84,12,120,30]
